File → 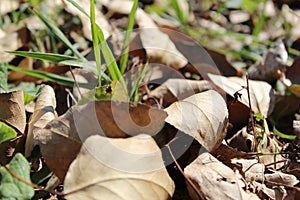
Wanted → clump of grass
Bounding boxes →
[6,0,147,102]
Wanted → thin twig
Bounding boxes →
[166,145,205,200]
[264,159,288,167]
[264,180,300,192]
[248,151,300,158]
[245,74,257,152]
[69,66,83,98]
[0,162,63,196]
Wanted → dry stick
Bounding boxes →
[248,151,297,156]
[69,66,83,98]
[245,73,257,153]
[166,145,205,200]
[264,180,300,192]
[0,162,63,197]
[264,159,288,167]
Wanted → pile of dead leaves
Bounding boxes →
[1,0,300,199]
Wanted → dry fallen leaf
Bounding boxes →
[286,55,300,85]
[282,5,300,40]
[184,152,260,200]
[279,55,300,98]
[8,56,33,81]
[65,69,98,102]
[36,100,167,180]
[0,90,26,164]
[0,27,31,63]
[164,90,228,152]
[0,90,26,133]
[25,85,57,157]
[64,134,175,200]
[231,159,265,182]
[251,181,276,199]
[227,127,253,152]
[270,94,300,135]
[139,27,188,69]
[148,79,212,107]
[265,171,299,186]
[0,0,19,15]
[258,135,285,170]
[227,98,251,134]
[160,28,237,77]
[208,74,275,117]
[143,63,183,84]
[248,40,288,83]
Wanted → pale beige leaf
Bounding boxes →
[149,79,212,106]
[231,159,265,182]
[229,10,250,24]
[184,152,260,200]
[0,0,19,15]
[164,90,228,152]
[0,28,30,62]
[64,135,175,200]
[252,179,297,200]
[65,69,97,102]
[251,182,275,199]
[282,5,300,40]
[143,63,183,84]
[0,90,25,133]
[139,28,188,69]
[102,0,156,28]
[25,85,57,157]
[102,0,188,69]
[265,171,299,186]
[208,73,275,117]
[149,13,181,27]
[0,29,5,38]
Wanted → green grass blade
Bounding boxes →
[171,0,188,25]
[99,40,126,90]
[90,0,102,86]
[65,0,126,91]
[253,0,267,38]
[7,64,94,89]
[120,0,138,73]
[9,51,79,63]
[273,126,296,140]
[130,63,148,101]
[8,51,112,81]
[32,9,86,60]
[90,12,127,92]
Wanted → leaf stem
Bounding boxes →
[245,74,257,152]
[0,161,63,197]
[166,145,205,200]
